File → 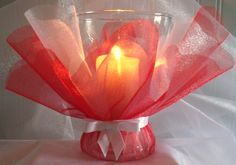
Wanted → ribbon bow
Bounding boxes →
[81,117,149,160]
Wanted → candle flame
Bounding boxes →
[111,45,122,74]
[96,45,124,74]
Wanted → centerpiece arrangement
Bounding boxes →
[6,1,234,161]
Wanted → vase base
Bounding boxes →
[80,123,155,162]
[82,145,155,162]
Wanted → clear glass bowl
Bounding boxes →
[78,10,172,161]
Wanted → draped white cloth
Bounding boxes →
[1,0,236,164]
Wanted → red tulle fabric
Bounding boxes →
[6,8,233,120]
[6,7,234,161]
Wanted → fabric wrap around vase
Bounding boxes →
[80,117,153,161]
[5,0,236,162]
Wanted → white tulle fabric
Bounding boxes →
[1,0,236,164]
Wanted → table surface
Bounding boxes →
[0,140,178,165]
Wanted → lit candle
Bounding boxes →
[96,41,143,118]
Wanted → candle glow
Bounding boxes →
[95,43,141,118]
[155,58,167,68]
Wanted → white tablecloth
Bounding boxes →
[1,99,236,165]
